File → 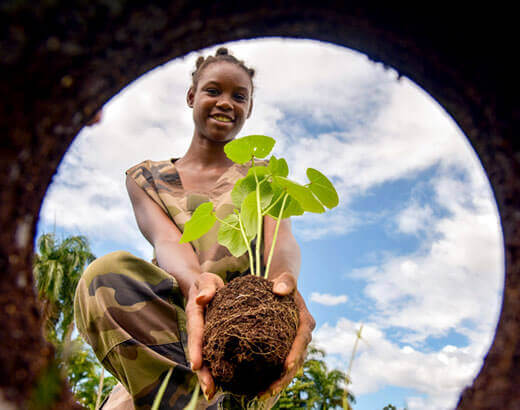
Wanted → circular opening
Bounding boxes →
[35,38,505,409]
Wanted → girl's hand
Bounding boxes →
[186,272,224,400]
[261,272,316,399]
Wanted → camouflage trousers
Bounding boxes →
[74,251,220,410]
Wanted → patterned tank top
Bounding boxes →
[126,159,260,282]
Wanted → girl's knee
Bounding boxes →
[75,251,135,315]
[80,251,136,284]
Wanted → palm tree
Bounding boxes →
[33,233,95,346]
[33,233,116,408]
[274,345,355,409]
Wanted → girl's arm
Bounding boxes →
[262,216,316,397]
[126,175,221,399]
[126,175,203,297]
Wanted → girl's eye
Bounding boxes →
[234,94,247,102]
[205,88,219,96]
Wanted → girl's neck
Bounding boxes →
[177,133,234,169]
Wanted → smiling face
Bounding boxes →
[187,61,253,144]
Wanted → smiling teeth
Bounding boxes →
[213,115,232,122]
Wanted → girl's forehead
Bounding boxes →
[197,61,252,90]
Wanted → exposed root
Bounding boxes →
[203,275,299,397]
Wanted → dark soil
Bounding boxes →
[202,275,299,397]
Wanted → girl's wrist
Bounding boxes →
[178,271,201,301]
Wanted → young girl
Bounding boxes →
[74,48,315,409]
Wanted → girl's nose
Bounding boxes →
[216,96,233,110]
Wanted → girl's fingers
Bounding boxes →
[195,272,225,304]
[196,366,216,400]
[187,272,224,371]
[286,290,315,365]
[260,290,316,398]
[271,272,297,296]
[186,296,204,371]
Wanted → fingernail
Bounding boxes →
[275,282,288,293]
[287,362,295,371]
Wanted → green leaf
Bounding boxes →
[152,368,173,410]
[231,176,257,208]
[179,202,216,243]
[266,186,304,219]
[273,176,325,213]
[246,135,276,158]
[247,165,270,179]
[231,170,273,208]
[239,178,275,238]
[240,191,259,238]
[268,156,289,177]
[223,138,252,164]
[217,214,249,257]
[224,135,275,163]
[307,168,339,209]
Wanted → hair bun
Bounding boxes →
[216,47,229,56]
[191,47,254,93]
[195,56,205,69]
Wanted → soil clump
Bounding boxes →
[202,275,299,397]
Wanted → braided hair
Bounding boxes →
[191,47,255,94]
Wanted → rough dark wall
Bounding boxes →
[0,1,516,408]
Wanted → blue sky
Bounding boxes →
[37,38,504,409]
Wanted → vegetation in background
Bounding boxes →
[33,233,116,409]
[273,345,355,409]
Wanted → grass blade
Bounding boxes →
[151,367,173,410]
[183,383,200,410]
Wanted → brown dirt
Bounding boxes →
[202,275,299,398]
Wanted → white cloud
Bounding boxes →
[310,292,348,306]
[397,203,434,235]
[314,318,486,409]
[39,39,397,248]
[351,165,503,344]
[40,38,486,244]
[331,160,504,407]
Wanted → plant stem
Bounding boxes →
[262,192,284,216]
[253,167,263,277]
[347,324,363,378]
[215,215,240,230]
[239,215,255,276]
[264,193,289,279]
[95,367,105,410]
[340,325,364,410]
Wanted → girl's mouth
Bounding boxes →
[211,114,234,123]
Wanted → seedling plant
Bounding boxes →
[179,134,339,277]
[149,135,340,408]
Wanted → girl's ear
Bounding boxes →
[186,87,195,108]
[247,98,253,119]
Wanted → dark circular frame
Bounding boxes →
[0,2,517,408]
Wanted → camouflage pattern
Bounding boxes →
[126,159,258,282]
[74,159,268,409]
[74,250,219,409]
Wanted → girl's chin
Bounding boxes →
[203,133,236,144]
